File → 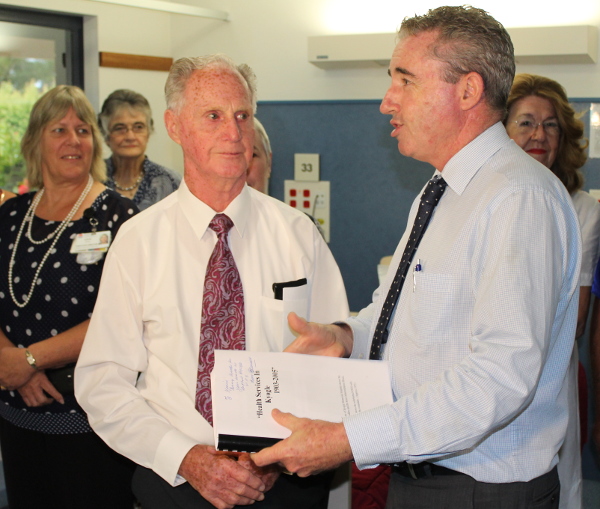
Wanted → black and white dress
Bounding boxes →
[0,189,137,434]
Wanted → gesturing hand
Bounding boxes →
[285,313,353,358]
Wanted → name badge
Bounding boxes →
[70,231,112,254]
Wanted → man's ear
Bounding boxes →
[459,72,485,111]
[164,109,182,145]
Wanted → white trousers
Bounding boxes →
[557,346,582,509]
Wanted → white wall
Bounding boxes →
[169,0,600,101]
[4,0,600,170]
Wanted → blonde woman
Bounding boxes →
[0,85,138,508]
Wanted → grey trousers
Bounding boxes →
[386,465,559,509]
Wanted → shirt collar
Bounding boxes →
[178,180,250,239]
[439,122,511,196]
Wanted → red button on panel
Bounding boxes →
[303,189,310,197]
[303,200,310,208]
[290,200,297,207]
[290,189,297,197]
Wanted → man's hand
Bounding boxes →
[0,346,36,390]
[18,371,64,407]
[285,313,353,358]
[178,445,266,509]
[237,453,280,492]
[252,409,353,477]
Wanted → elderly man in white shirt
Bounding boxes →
[75,54,348,509]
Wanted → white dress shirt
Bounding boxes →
[344,123,581,483]
[75,181,349,485]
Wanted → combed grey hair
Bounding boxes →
[399,5,515,116]
[98,89,154,140]
[164,54,257,113]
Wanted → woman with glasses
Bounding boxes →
[505,73,599,509]
[99,89,181,210]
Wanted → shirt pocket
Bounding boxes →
[410,271,472,345]
[260,295,309,351]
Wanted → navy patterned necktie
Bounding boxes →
[369,176,448,360]
[196,214,245,424]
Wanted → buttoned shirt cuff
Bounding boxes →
[344,404,403,469]
[346,318,371,360]
[153,428,201,486]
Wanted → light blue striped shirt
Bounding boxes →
[344,122,581,483]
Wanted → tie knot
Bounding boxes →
[209,214,234,237]
[422,176,447,203]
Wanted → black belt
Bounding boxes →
[391,462,463,480]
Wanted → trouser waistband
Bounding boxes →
[391,462,463,479]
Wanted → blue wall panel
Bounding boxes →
[257,100,435,312]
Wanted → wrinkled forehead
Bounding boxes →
[391,30,441,68]
[510,95,557,119]
[184,68,252,106]
[108,105,149,124]
[47,104,86,125]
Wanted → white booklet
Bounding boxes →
[211,349,393,452]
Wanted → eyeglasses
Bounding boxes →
[510,119,560,137]
[109,123,148,136]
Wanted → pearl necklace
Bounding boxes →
[8,175,94,308]
[113,171,144,192]
[25,176,93,245]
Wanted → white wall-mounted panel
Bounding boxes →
[308,26,598,68]
[510,25,598,64]
[308,33,395,68]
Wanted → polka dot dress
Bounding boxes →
[0,189,137,434]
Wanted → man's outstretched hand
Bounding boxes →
[285,313,353,358]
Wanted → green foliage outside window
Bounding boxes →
[0,57,54,192]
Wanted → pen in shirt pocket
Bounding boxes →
[413,258,422,292]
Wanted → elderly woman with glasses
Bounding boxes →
[504,73,599,509]
[99,89,181,210]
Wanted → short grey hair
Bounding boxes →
[254,117,271,155]
[165,54,257,113]
[399,5,515,116]
[98,89,154,140]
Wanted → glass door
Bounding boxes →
[0,6,83,193]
